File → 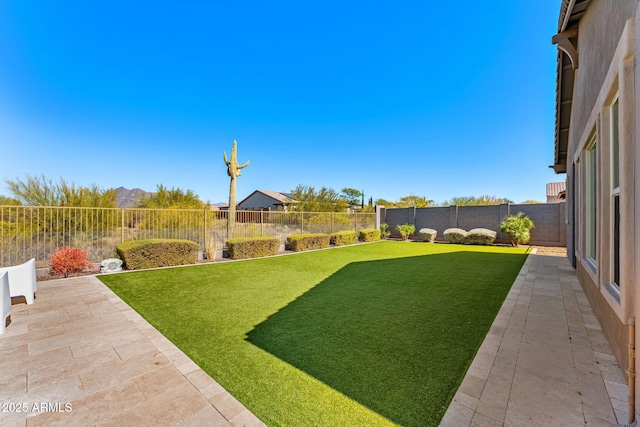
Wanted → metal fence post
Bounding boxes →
[0,207,377,267]
[203,208,207,254]
[121,208,125,243]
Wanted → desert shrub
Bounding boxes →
[287,234,331,252]
[49,246,92,277]
[379,223,390,239]
[205,238,217,260]
[444,228,468,244]
[419,228,437,242]
[396,224,416,240]
[464,228,497,245]
[116,239,198,270]
[330,230,358,246]
[305,212,353,234]
[231,223,262,239]
[227,237,280,260]
[359,228,381,242]
[500,212,535,246]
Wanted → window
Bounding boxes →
[585,136,597,264]
[611,98,619,188]
[613,194,620,286]
[611,97,620,287]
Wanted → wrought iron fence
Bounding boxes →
[0,206,375,267]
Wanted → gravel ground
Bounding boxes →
[530,246,567,257]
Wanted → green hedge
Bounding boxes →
[227,237,280,260]
[330,230,358,246]
[116,239,198,270]
[287,234,330,252]
[359,229,381,242]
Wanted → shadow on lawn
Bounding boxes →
[246,250,528,426]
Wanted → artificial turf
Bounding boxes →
[98,241,529,426]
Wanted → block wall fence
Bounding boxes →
[378,203,566,247]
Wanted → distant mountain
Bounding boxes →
[115,187,152,208]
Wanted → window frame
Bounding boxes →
[584,134,597,269]
[610,94,620,289]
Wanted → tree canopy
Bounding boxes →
[444,195,514,206]
[288,184,349,212]
[397,194,434,208]
[136,184,204,209]
[340,188,363,206]
[5,174,117,207]
[375,194,435,208]
[0,196,22,206]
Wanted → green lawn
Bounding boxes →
[98,241,529,426]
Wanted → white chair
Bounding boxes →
[0,258,37,305]
[0,272,11,334]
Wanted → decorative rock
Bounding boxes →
[100,258,123,273]
[419,228,437,242]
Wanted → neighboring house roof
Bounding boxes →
[237,190,296,207]
[552,0,593,174]
[546,182,567,198]
[257,190,295,204]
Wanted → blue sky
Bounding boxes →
[0,1,561,205]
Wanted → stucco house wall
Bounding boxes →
[568,1,636,141]
[556,0,638,415]
[564,1,636,265]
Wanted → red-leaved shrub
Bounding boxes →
[49,247,91,277]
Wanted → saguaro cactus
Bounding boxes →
[223,140,250,235]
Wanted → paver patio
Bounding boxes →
[0,275,265,427]
[440,251,629,427]
[0,249,629,426]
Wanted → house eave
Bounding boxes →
[552,0,592,175]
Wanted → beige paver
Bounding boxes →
[440,252,628,427]
[0,275,265,427]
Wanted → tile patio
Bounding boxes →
[0,250,629,426]
[440,252,629,427]
[0,275,265,427]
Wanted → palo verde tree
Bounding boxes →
[397,194,434,208]
[133,184,204,232]
[0,196,21,206]
[5,174,117,207]
[374,198,396,207]
[287,184,351,233]
[4,174,118,235]
[223,140,250,234]
[136,184,204,209]
[444,195,514,206]
[374,194,435,208]
[288,184,349,212]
